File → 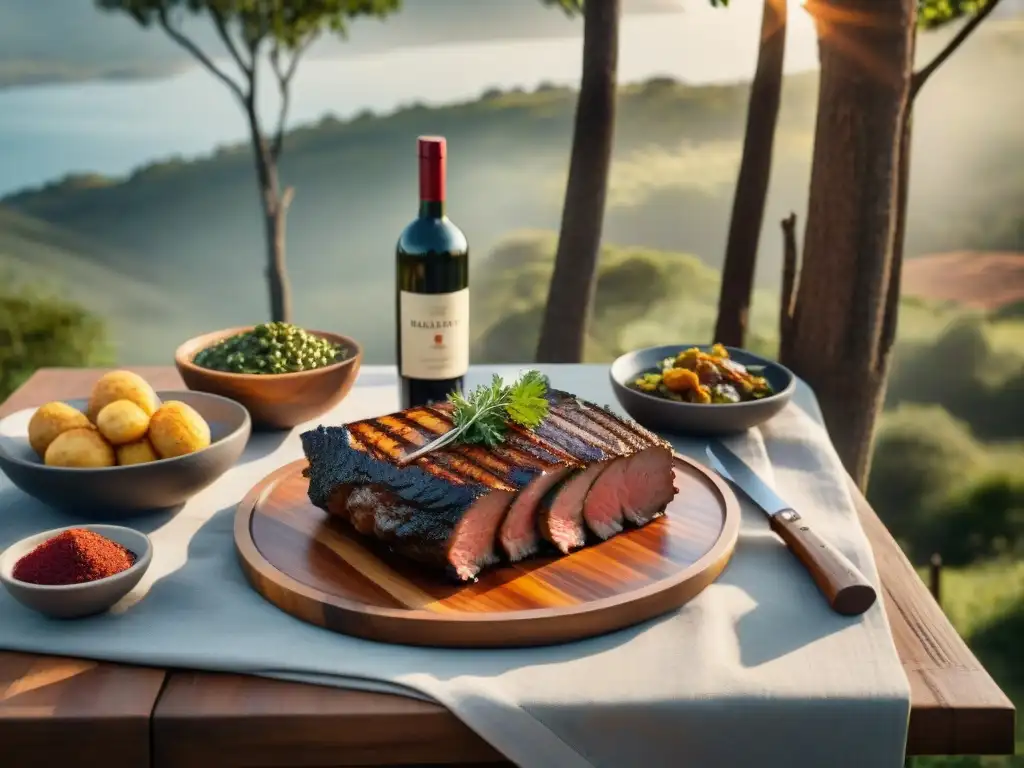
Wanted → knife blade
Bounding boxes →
[706,444,877,617]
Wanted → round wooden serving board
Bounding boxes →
[234,454,741,648]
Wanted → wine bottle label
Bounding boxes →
[399,288,470,380]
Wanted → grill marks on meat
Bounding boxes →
[301,389,675,581]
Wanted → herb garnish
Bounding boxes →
[399,370,550,464]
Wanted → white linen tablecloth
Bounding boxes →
[0,364,910,767]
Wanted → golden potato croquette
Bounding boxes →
[27,402,92,458]
[87,370,161,423]
[116,438,159,466]
[148,401,211,459]
[96,400,151,445]
[44,428,116,468]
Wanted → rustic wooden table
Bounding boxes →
[0,367,1015,767]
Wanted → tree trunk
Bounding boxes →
[245,104,293,324]
[881,108,912,360]
[262,196,293,324]
[536,0,620,363]
[713,0,788,348]
[779,0,916,488]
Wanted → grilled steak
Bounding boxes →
[301,389,676,581]
[539,463,605,554]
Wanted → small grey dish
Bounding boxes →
[0,524,152,619]
[610,344,796,435]
[0,390,251,517]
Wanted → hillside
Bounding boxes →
[0,21,1021,366]
[0,207,183,359]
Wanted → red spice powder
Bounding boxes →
[12,529,136,586]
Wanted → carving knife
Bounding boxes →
[705,444,877,616]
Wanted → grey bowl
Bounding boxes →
[0,524,152,619]
[0,390,251,517]
[610,344,796,435]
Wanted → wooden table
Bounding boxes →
[0,367,1015,767]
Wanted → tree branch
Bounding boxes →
[269,34,318,160]
[779,212,799,357]
[911,0,1002,99]
[208,6,253,77]
[155,6,245,103]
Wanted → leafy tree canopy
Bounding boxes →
[98,0,401,47]
[96,0,402,107]
[919,0,997,29]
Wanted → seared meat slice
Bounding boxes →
[582,446,676,539]
[499,465,574,562]
[538,464,605,554]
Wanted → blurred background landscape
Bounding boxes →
[0,1,1022,763]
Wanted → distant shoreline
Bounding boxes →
[0,61,188,91]
[0,5,682,92]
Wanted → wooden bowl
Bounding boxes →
[174,327,363,431]
[610,344,796,436]
[0,525,153,619]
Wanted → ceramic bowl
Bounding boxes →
[0,390,250,516]
[174,326,363,430]
[0,524,153,619]
[610,344,796,435]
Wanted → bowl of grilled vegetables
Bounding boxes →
[610,344,795,435]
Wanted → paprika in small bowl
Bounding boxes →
[0,524,152,619]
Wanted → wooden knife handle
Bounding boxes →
[769,509,877,616]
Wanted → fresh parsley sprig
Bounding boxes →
[398,370,550,464]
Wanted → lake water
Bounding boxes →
[0,6,819,197]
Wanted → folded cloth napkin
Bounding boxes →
[0,365,910,768]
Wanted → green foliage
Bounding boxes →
[936,470,1024,565]
[867,400,1024,567]
[472,231,762,363]
[541,0,583,15]
[919,0,996,29]
[867,405,985,556]
[96,0,402,49]
[0,280,112,400]
[886,316,1024,441]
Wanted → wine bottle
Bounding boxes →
[396,136,470,409]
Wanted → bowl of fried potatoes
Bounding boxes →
[0,370,251,516]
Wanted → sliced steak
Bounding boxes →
[302,404,578,581]
[499,465,574,562]
[536,393,677,541]
[582,446,676,539]
[539,463,606,554]
[301,389,675,581]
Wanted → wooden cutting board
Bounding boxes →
[234,454,741,648]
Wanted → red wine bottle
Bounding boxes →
[396,136,470,409]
